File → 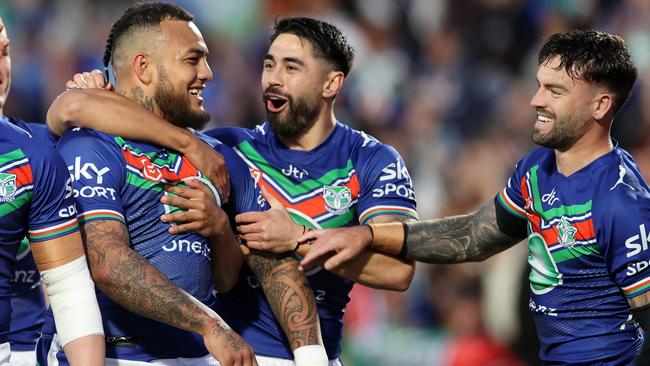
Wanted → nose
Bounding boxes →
[530,87,544,108]
[198,60,213,82]
[264,67,283,89]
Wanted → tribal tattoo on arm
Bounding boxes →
[81,220,242,349]
[405,201,522,263]
[245,252,320,350]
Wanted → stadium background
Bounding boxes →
[2,0,649,365]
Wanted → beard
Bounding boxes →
[154,68,210,130]
[531,110,590,151]
[265,86,320,138]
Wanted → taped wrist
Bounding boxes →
[294,345,329,366]
[42,255,104,346]
[367,222,407,257]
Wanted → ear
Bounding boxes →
[132,53,154,85]
[322,71,345,99]
[592,92,614,121]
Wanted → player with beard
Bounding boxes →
[46,17,418,365]
[300,30,650,365]
[40,3,327,366]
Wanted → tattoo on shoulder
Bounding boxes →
[131,86,154,112]
[406,201,521,263]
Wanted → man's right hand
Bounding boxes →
[203,321,258,366]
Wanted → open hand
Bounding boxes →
[235,186,303,253]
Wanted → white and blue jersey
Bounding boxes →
[206,122,418,360]
[496,146,650,365]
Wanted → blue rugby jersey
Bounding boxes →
[496,146,650,365]
[206,122,418,360]
[47,128,264,361]
[8,122,53,351]
[0,117,80,344]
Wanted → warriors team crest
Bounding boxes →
[323,185,352,215]
[0,173,17,202]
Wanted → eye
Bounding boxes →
[550,89,561,96]
[263,61,274,70]
[186,57,200,65]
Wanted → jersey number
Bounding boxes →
[528,233,562,294]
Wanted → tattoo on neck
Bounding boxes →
[131,86,154,112]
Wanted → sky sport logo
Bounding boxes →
[0,173,17,202]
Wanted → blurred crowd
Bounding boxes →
[2,0,650,365]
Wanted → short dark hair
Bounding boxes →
[102,2,194,80]
[270,17,355,76]
[538,30,637,116]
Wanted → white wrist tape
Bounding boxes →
[41,255,104,346]
[293,345,329,366]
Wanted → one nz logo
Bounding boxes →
[323,185,352,215]
[0,173,17,202]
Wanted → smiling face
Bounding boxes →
[261,33,328,137]
[529,56,598,151]
[0,18,11,116]
[153,19,212,129]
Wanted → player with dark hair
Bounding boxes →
[300,30,650,365]
[47,16,417,365]
[40,3,329,365]
[0,18,105,365]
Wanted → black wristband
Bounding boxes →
[398,222,409,258]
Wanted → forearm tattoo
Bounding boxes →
[245,252,320,350]
[82,220,241,349]
[406,202,520,263]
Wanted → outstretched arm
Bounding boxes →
[47,87,230,202]
[237,188,415,291]
[300,200,523,270]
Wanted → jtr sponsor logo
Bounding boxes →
[542,188,560,206]
[162,239,211,259]
[68,157,116,200]
[625,224,650,258]
[281,164,308,179]
[626,260,650,276]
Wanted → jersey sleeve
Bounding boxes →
[26,146,80,242]
[495,157,528,221]
[356,143,418,224]
[601,187,650,309]
[218,144,268,215]
[56,129,126,225]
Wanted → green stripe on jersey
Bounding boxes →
[529,165,592,220]
[0,191,33,218]
[238,141,354,196]
[0,149,26,164]
[552,244,601,263]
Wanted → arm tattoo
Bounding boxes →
[406,201,521,263]
[131,86,154,113]
[82,220,241,349]
[245,252,319,350]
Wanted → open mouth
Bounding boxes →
[265,94,288,113]
[189,88,204,102]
